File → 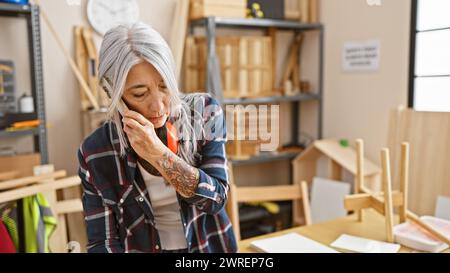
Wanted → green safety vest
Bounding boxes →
[2,193,57,253]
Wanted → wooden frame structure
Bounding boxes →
[0,168,83,253]
[344,139,450,245]
[226,163,311,241]
[292,139,381,190]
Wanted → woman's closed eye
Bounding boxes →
[159,84,168,92]
[132,88,148,98]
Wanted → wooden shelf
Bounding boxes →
[191,16,323,31]
[0,128,39,138]
[223,93,320,104]
[231,151,300,166]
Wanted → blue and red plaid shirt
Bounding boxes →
[77,94,237,253]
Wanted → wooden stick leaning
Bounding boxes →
[33,0,99,110]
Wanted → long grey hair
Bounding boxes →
[98,22,201,165]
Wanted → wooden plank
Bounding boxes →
[387,108,450,215]
[81,28,99,107]
[300,0,310,23]
[171,0,190,82]
[406,211,450,246]
[36,2,99,109]
[344,192,404,212]
[300,181,312,226]
[0,170,67,191]
[45,188,68,253]
[268,28,277,91]
[0,176,81,204]
[55,199,83,215]
[309,0,319,23]
[236,185,303,202]
[314,139,381,176]
[355,139,364,221]
[190,0,246,20]
[0,171,18,181]
[285,0,300,20]
[0,153,41,177]
[381,148,394,243]
[328,159,342,181]
[74,26,90,110]
[399,142,409,223]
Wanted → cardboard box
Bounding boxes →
[0,153,41,177]
[190,0,247,20]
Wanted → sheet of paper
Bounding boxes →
[435,196,450,221]
[310,177,351,224]
[331,234,400,253]
[250,232,339,253]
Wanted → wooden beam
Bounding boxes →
[328,159,342,181]
[0,171,18,181]
[0,170,67,191]
[381,148,394,243]
[310,0,319,23]
[355,139,364,221]
[344,191,404,212]
[35,0,99,110]
[407,211,450,246]
[399,142,409,223]
[170,0,190,83]
[236,185,303,202]
[55,199,83,215]
[0,176,81,204]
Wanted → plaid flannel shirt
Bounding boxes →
[77,94,237,253]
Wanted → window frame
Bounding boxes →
[408,0,450,111]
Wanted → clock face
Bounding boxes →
[87,0,140,36]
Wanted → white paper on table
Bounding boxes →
[435,196,450,221]
[331,234,401,253]
[250,232,339,253]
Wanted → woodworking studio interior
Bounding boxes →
[0,0,449,255]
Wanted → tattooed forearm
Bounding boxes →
[155,151,200,198]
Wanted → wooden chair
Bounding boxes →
[226,163,311,241]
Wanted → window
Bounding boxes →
[409,0,450,112]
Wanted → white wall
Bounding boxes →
[321,0,411,163]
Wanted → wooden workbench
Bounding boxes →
[238,209,450,253]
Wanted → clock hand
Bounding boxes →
[98,2,115,14]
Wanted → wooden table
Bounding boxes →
[238,209,450,253]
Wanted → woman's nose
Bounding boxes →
[148,92,165,115]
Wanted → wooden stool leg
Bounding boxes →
[399,142,409,223]
[300,181,312,226]
[226,163,241,242]
[355,139,364,221]
[381,148,394,243]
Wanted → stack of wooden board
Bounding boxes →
[226,108,260,160]
[190,0,247,20]
[74,26,109,111]
[184,36,274,98]
[225,104,280,160]
[285,0,320,23]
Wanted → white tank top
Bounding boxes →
[137,162,188,250]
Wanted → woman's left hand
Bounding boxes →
[122,110,168,161]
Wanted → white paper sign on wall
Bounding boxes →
[342,40,380,72]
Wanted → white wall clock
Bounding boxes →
[87,0,140,36]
